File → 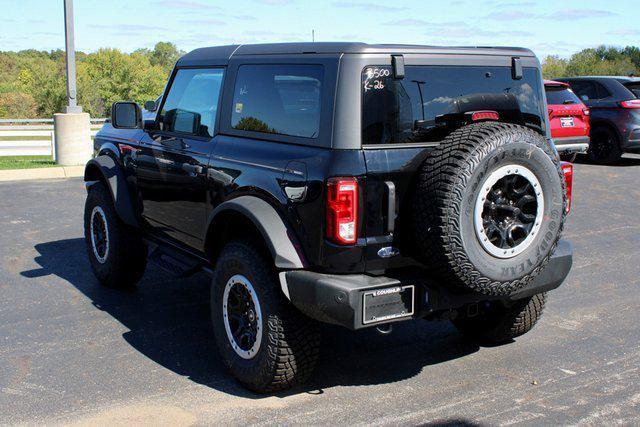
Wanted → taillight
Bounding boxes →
[583,108,590,116]
[620,100,640,109]
[326,177,359,245]
[561,161,573,214]
[471,110,499,121]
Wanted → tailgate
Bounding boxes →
[362,146,432,272]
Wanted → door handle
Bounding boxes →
[182,164,203,176]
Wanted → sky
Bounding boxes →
[1,0,639,59]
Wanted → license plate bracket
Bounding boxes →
[362,285,415,325]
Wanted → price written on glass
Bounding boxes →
[363,67,390,92]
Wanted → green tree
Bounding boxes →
[0,92,37,118]
[564,46,638,77]
[77,48,166,117]
[541,55,568,79]
[149,42,182,74]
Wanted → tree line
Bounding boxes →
[0,43,639,119]
[0,42,181,119]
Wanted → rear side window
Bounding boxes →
[231,64,323,138]
[361,65,544,145]
[160,68,225,138]
[569,81,610,101]
[545,86,582,105]
[624,82,640,98]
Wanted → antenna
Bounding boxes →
[312,29,315,42]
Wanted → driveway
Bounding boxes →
[1,156,639,425]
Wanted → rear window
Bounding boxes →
[545,85,582,105]
[231,64,323,139]
[624,82,640,98]
[362,65,544,145]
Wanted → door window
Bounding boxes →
[160,68,225,138]
[231,65,323,139]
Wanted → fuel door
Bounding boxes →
[281,161,308,203]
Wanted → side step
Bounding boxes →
[148,243,205,278]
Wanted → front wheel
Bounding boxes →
[84,182,147,289]
[211,240,320,393]
[452,293,547,344]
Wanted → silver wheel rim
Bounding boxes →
[222,274,263,360]
[474,164,544,259]
[90,206,109,264]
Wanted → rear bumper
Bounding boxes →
[281,240,573,330]
[624,128,640,150]
[553,136,590,153]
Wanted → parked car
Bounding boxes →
[556,76,640,164]
[544,80,590,162]
[84,43,573,393]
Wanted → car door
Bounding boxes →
[136,67,225,250]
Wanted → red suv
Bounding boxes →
[545,80,590,162]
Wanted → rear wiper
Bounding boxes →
[563,100,576,105]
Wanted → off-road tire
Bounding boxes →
[412,122,566,296]
[588,126,622,164]
[84,181,147,289]
[452,293,547,344]
[211,240,320,393]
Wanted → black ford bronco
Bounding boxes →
[84,43,573,393]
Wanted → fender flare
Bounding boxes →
[208,196,305,270]
[84,155,139,228]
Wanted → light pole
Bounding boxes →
[63,0,82,113]
[54,0,91,166]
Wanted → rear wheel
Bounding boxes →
[84,182,147,289]
[211,240,320,393]
[588,127,622,164]
[452,293,547,344]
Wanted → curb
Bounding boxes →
[0,165,84,182]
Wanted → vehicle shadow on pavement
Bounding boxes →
[22,238,480,399]
[573,154,640,167]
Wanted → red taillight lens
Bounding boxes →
[326,177,358,245]
[620,100,640,109]
[561,161,573,214]
[471,110,499,121]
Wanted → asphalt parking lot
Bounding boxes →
[1,155,640,426]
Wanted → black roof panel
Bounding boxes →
[177,42,535,66]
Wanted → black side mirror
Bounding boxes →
[111,102,143,129]
[144,100,157,111]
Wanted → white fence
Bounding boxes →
[0,118,106,158]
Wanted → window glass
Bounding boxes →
[160,68,224,137]
[545,86,582,105]
[361,65,544,145]
[595,82,612,99]
[231,65,323,138]
[569,81,598,101]
[625,82,640,98]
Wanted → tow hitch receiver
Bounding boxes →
[363,285,414,324]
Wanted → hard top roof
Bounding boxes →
[176,42,535,66]
[558,76,640,83]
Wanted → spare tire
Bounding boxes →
[412,122,566,296]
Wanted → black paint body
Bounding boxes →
[92,43,553,276]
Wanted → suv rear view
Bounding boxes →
[85,43,573,393]
[544,80,590,162]
[557,76,640,163]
